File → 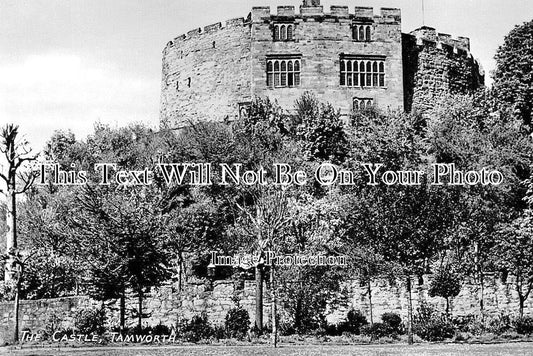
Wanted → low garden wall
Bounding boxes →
[1,274,532,344]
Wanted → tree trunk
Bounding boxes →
[120,288,126,333]
[270,263,278,348]
[519,294,525,318]
[406,275,414,345]
[255,264,263,331]
[445,297,450,318]
[5,186,16,282]
[178,252,183,292]
[367,278,374,325]
[13,270,21,343]
[137,288,143,331]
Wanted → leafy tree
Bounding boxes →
[493,210,533,317]
[492,20,533,128]
[428,266,462,317]
[71,185,172,331]
[293,92,348,164]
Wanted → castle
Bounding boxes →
[159,0,484,129]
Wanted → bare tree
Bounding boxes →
[234,186,291,347]
[0,124,38,343]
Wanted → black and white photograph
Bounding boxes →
[0,0,532,355]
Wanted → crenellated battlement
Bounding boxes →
[410,26,471,53]
[160,1,483,129]
[250,5,401,23]
[164,17,248,51]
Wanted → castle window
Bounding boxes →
[353,24,372,41]
[353,98,374,110]
[274,26,280,41]
[340,56,385,88]
[273,24,295,41]
[267,57,301,88]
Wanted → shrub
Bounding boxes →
[74,307,106,335]
[413,303,455,341]
[486,313,514,335]
[179,313,214,342]
[225,307,250,340]
[361,323,393,339]
[341,309,368,335]
[414,319,455,341]
[152,324,171,335]
[126,325,152,336]
[516,316,533,335]
[381,313,403,334]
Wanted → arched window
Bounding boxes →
[280,25,286,41]
[274,26,280,41]
[274,61,280,87]
[287,25,293,40]
[366,62,372,86]
[379,62,385,87]
[353,98,374,111]
[267,61,273,87]
[353,23,373,41]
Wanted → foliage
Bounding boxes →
[338,309,368,335]
[361,323,394,339]
[152,324,172,335]
[178,313,215,342]
[492,20,533,128]
[225,307,250,339]
[515,316,533,335]
[74,307,107,335]
[293,92,348,164]
[493,210,533,316]
[428,267,462,314]
[413,303,455,341]
[381,313,403,334]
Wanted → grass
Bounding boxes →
[3,343,533,356]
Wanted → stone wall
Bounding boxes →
[160,2,485,128]
[250,6,404,116]
[160,18,253,129]
[160,4,405,129]
[1,273,532,344]
[403,26,484,112]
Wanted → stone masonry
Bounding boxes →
[159,1,484,129]
[1,274,532,344]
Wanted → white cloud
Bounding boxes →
[0,53,159,151]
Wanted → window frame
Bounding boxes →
[266,55,302,89]
[352,23,373,42]
[273,23,296,42]
[339,55,386,88]
[353,97,374,111]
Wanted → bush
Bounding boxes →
[361,323,393,339]
[225,307,250,340]
[152,324,171,335]
[178,313,214,342]
[341,309,368,335]
[516,316,533,335]
[413,303,455,341]
[126,325,153,336]
[74,307,106,335]
[414,319,455,341]
[381,313,403,334]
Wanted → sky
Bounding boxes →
[0,0,531,151]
